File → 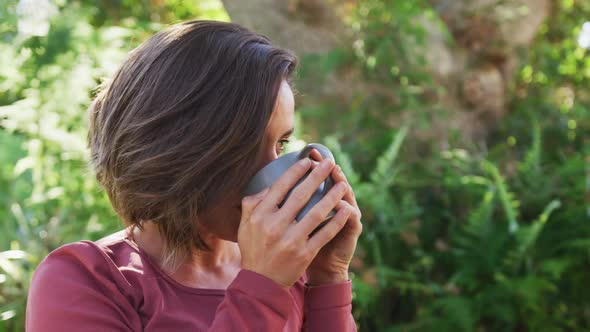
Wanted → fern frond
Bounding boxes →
[518,200,561,260]
[370,126,409,187]
[453,186,495,252]
[482,160,520,233]
[467,185,495,228]
[324,136,361,186]
[502,200,561,272]
[519,115,542,177]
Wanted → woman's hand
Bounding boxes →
[305,151,363,286]
[238,158,353,289]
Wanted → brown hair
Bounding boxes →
[88,20,297,269]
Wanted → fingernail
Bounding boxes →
[298,158,310,167]
[336,182,347,193]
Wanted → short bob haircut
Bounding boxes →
[88,20,297,269]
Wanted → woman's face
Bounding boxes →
[198,80,295,242]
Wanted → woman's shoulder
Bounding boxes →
[32,229,147,298]
[26,230,146,330]
[42,229,138,270]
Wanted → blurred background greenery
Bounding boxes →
[0,0,588,331]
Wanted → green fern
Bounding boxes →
[519,114,542,177]
[482,160,520,233]
[324,136,361,186]
[452,186,495,255]
[390,296,475,332]
[518,200,561,255]
[467,186,495,228]
[370,126,408,188]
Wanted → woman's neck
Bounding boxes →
[131,221,240,273]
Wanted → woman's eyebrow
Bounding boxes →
[282,128,294,137]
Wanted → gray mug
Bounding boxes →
[242,143,336,227]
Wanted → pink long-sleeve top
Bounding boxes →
[26,230,357,331]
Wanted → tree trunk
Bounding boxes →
[221,0,550,142]
[220,0,348,55]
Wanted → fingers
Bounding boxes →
[307,149,323,171]
[257,158,312,212]
[240,187,269,220]
[331,165,360,210]
[309,149,323,162]
[329,165,363,236]
[278,158,336,221]
[306,200,354,251]
[293,181,349,235]
[310,148,358,210]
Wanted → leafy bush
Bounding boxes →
[329,123,586,330]
[1,0,589,331]
[301,0,590,331]
[0,1,227,330]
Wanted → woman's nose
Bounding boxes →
[255,151,279,173]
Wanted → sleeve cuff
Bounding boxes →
[304,280,352,310]
[229,269,294,316]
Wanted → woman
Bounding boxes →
[26,20,362,331]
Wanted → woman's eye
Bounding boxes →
[276,139,290,154]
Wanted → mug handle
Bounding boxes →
[298,143,334,196]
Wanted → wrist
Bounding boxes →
[306,271,349,286]
[242,268,292,290]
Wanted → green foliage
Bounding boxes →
[300,0,590,331]
[0,1,228,330]
[329,117,586,331]
[1,0,589,331]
